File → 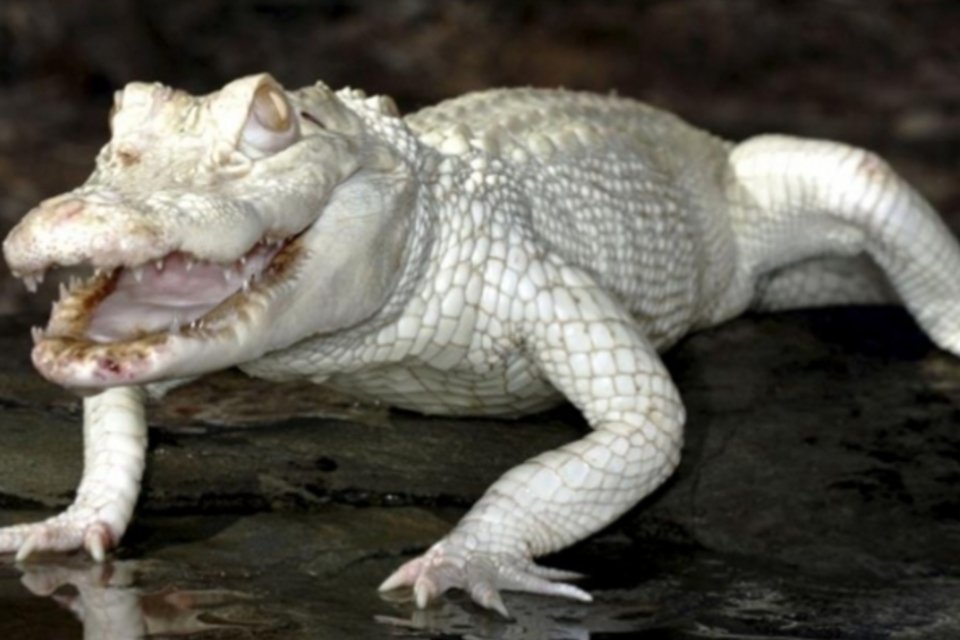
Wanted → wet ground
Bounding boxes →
[3,520,958,639]
[0,307,957,639]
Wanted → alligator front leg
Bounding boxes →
[380,266,685,616]
[0,386,147,561]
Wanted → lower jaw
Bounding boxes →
[31,273,284,391]
[32,282,259,391]
[32,334,171,391]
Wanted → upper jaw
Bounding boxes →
[3,191,177,281]
[3,185,300,283]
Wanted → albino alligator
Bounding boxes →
[3,74,959,616]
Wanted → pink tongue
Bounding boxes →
[117,252,241,306]
[84,244,282,343]
[86,255,241,342]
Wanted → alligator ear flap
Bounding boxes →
[239,78,300,158]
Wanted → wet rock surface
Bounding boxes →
[0,307,957,638]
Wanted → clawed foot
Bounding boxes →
[378,540,591,617]
[0,510,119,563]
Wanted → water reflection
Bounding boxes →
[376,588,597,640]
[14,560,256,639]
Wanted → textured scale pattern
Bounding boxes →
[3,77,959,617]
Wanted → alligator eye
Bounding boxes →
[252,84,290,131]
[240,82,299,157]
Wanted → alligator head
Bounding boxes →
[4,74,417,391]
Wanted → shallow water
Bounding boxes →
[1,509,957,639]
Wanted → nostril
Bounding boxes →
[53,199,85,220]
[114,144,141,167]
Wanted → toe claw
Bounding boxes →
[85,528,106,563]
[549,582,593,603]
[378,556,423,592]
[413,579,435,609]
[15,533,39,563]
[475,586,510,618]
[499,562,593,602]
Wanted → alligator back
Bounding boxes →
[407,89,738,347]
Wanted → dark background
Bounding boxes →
[0,0,957,313]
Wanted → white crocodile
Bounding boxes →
[3,74,959,616]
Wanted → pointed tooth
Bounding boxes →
[23,275,38,293]
[58,283,68,300]
[30,326,44,344]
[184,257,195,272]
[132,267,144,283]
[155,259,164,271]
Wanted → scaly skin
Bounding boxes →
[3,75,959,616]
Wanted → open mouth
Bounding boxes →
[86,240,288,342]
[10,229,306,390]
[20,234,300,348]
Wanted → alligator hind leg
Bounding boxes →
[752,254,896,312]
[728,134,960,354]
